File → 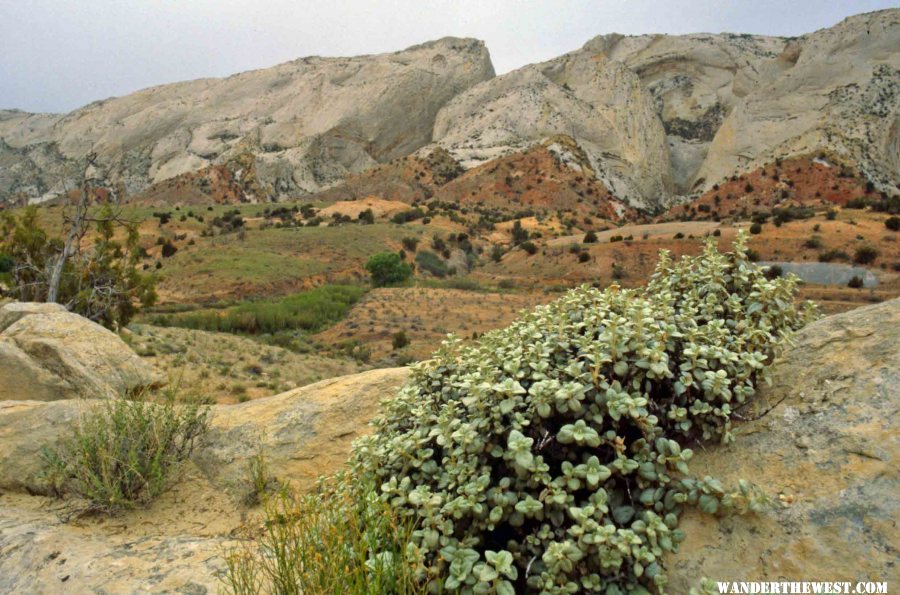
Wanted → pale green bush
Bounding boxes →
[42,394,209,513]
[349,234,816,593]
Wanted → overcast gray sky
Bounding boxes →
[1,0,896,113]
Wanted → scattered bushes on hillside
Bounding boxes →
[42,393,210,513]
[415,250,449,278]
[346,234,816,593]
[367,252,413,287]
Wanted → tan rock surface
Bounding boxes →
[0,366,410,495]
[0,302,162,402]
[667,298,899,589]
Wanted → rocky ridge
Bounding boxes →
[0,37,493,203]
[0,10,897,211]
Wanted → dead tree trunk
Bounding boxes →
[47,154,95,303]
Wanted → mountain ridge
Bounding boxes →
[0,9,896,212]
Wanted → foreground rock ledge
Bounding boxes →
[0,300,897,592]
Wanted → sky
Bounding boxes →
[1,0,896,113]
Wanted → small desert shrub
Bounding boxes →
[42,394,210,512]
[818,249,849,263]
[577,252,591,263]
[826,209,837,220]
[802,236,823,249]
[490,244,504,263]
[583,230,598,243]
[885,216,900,231]
[392,331,410,350]
[854,244,879,265]
[415,250,449,278]
[161,240,178,258]
[519,241,538,255]
[749,222,762,234]
[847,275,864,288]
[221,479,419,594]
[242,449,280,507]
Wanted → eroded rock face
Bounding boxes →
[667,298,899,589]
[431,51,674,210]
[0,37,494,202]
[0,301,897,591]
[1,12,896,211]
[694,10,900,197]
[0,302,162,402]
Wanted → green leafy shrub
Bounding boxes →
[802,236,823,249]
[42,394,210,512]
[416,250,449,278]
[367,252,413,287]
[349,234,816,593]
[392,208,426,224]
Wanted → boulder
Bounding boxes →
[0,302,163,401]
[667,298,899,589]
